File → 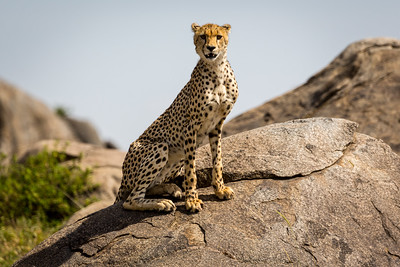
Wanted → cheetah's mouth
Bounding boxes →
[205,53,218,59]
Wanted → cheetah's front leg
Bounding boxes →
[209,119,234,200]
[183,124,203,212]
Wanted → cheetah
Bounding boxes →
[115,23,238,212]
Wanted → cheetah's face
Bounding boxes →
[191,23,231,62]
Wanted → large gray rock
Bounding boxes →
[223,38,400,154]
[0,80,104,157]
[64,118,103,147]
[0,80,76,156]
[196,117,358,186]
[67,118,358,224]
[14,118,400,266]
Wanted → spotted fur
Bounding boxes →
[115,23,238,212]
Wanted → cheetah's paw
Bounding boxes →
[215,186,235,200]
[185,198,204,213]
[156,199,176,212]
[123,199,176,212]
[168,184,183,199]
[172,190,183,199]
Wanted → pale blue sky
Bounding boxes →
[1,1,399,149]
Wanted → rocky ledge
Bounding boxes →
[223,38,400,154]
[13,118,400,266]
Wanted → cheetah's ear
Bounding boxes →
[222,24,231,33]
[191,23,200,32]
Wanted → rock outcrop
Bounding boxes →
[14,118,400,266]
[223,38,400,154]
[0,80,76,156]
[63,118,103,147]
[0,80,103,157]
[196,117,357,186]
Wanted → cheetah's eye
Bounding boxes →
[200,35,206,40]
[216,35,222,40]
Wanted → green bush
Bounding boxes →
[54,106,69,118]
[0,149,97,224]
[0,149,98,265]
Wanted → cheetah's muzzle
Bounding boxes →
[205,53,217,59]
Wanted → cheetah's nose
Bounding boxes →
[207,46,216,52]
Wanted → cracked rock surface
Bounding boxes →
[196,117,358,186]
[223,38,400,154]
[14,118,400,266]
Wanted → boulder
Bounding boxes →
[196,117,358,186]
[14,118,400,266]
[63,118,103,147]
[67,117,358,223]
[0,80,105,157]
[223,38,400,154]
[0,80,76,156]
[66,200,113,226]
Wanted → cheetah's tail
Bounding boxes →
[114,185,130,204]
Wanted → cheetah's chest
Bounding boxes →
[196,83,232,145]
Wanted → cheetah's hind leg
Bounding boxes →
[122,142,176,212]
[146,183,183,199]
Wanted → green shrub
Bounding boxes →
[0,149,98,265]
[54,106,69,118]
[0,149,97,224]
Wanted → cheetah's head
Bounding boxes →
[191,23,231,63]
